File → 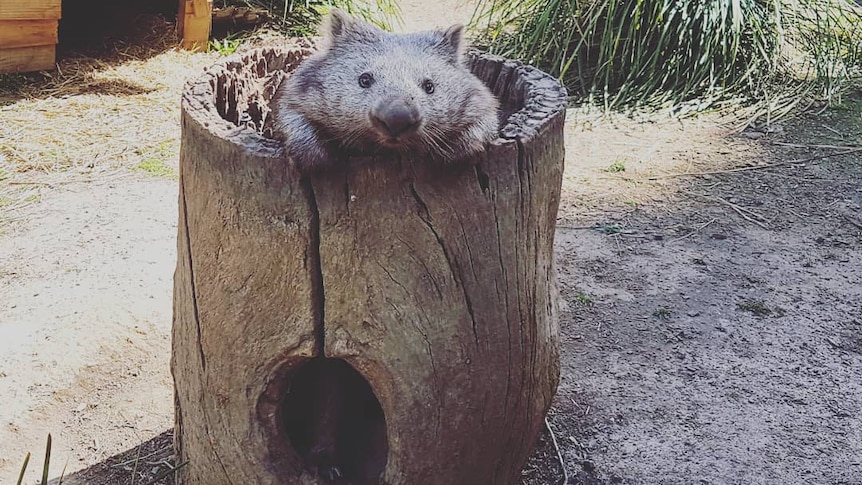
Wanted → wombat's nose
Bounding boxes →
[371,100,420,137]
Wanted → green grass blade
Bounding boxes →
[41,434,52,485]
[16,452,30,485]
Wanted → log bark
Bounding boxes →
[172,46,567,485]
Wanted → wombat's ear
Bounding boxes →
[323,8,383,46]
[326,8,353,38]
[436,24,466,64]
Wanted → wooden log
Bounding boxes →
[173,46,567,485]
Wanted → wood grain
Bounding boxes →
[179,0,212,51]
[0,44,54,74]
[0,19,58,49]
[0,0,61,20]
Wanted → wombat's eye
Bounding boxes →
[422,79,435,94]
[358,73,374,88]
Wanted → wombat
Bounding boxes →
[269,9,500,171]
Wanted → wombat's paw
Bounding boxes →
[457,140,488,162]
[438,140,488,166]
[287,140,335,173]
[272,110,338,172]
[307,444,344,482]
[321,464,343,481]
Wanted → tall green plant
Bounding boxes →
[782,0,862,99]
[471,0,862,116]
[218,0,400,35]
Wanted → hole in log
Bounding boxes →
[278,358,388,484]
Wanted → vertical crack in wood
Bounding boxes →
[173,390,184,482]
[509,136,532,473]
[302,176,325,356]
[379,242,442,439]
[394,234,443,300]
[202,412,237,485]
[425,333,442,442]
[407,182,481,349]
[491,203,513,426]
[474,164,491,196]
[513,137,528,425]
[180,172,206,372]
[179,167,236,484]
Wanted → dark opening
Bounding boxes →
[279,358,388,484]
[58,0,177,56]
[475,165,491,194]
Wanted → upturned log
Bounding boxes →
[172,46,567,485]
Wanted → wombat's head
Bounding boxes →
[285,9,499,160]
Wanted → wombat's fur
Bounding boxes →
[269,9,500,171]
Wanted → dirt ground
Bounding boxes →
[1,3,861,485]
[547,105,862,485]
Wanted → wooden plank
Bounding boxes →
[0,0,62,20]
[177,0,186,42]
[180,0,212,51]
[0,44,55,74]
[0,19,58,49]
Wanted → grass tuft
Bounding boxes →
[653,306,673,319]
[471,0,862,122]
[214,0,401,35]
[737,298,774,316]
[607,159,627,173]
[133,159,178,179]
[575,292,594,305]
[209,36,243,55]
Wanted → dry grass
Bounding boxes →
[0,15,221,224]
[556,105,771,220]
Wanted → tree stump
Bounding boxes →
[172,46,567,485]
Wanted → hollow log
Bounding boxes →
[172,46,567,485]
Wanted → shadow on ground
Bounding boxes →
[50,430,174,485]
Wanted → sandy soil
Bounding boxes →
[1,3,860,485]
[547,109,862,484]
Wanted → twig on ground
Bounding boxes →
[545,417,568,485]
[783,206,809,219]
[612,233,624,253]
[685,192,769,229]
[772,142,859,150]
[670,218,717,242]
[843,214,862,230]
[718,201,769,229]
[111,445,171,468]
[650,148,862,180]
[819,125,844,137]
[130,443,143,485]
[142,460,188,485]
[556,225,597,230]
